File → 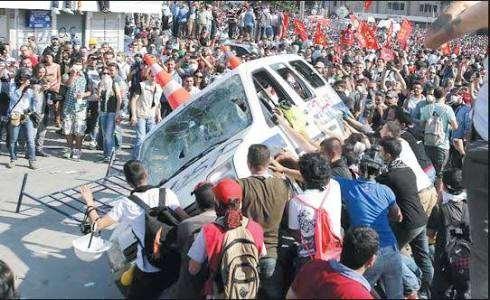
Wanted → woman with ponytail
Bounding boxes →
[187,178,266,297]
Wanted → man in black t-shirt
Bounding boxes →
[377,138,433,297]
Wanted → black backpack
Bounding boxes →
[128,187,181,272]
[441,201,471,293]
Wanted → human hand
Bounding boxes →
[116,114,123,125]
[130,116,137,127]
[269,159,285,174]
[80,185,94,206]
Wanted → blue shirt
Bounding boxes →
[335,176,398,248]
[244,10,255,27]
[451,104,472,141]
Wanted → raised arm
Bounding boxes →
[424,1,488,49]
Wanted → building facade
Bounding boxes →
[0,1,163,56]
[322,1,451,23]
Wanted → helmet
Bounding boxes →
[88,38,97,45]
[359,146,385,172]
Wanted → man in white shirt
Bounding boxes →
[380,121,438,217]
[80,160,188,299]
[130,71,163,159]
[288,152,342,269]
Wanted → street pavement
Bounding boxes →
[0,124,135,298]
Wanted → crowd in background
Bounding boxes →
[0,1,487,299]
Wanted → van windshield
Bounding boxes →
[139,75,252,185]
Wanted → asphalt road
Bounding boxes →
[0,123,135,298]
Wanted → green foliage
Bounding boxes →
[270,1,299,13]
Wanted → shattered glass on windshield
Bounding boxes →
[139,75,252,185]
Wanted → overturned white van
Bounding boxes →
[138,54,351,208]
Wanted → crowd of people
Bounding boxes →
[0,1,487,299]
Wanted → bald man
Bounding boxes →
[321,137,353,180]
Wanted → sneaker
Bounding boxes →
[29,160,39,170]
[62,8,74,14]
[36,150,50,157]
[87,140,97,150]
[103,156,111,163]
[72,149,81,161]
[7,160,15,169]
[63,148,72,159]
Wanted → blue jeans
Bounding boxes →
[402,254,422,295]
[132,117,156,159]
[259,256,284,300]
[9,118,36,161]
[364,244,403,299]
[395,225,434,288]
[99,112,116,158]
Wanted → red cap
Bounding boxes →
[213,178,242,205]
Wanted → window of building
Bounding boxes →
[419,4,438,13]
[387,2,405,11]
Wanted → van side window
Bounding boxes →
[271,63,314,101]
[252,70,295,127]
[290,60,325,88]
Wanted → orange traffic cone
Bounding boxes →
[143,54,190,110]
[221,46,241,69]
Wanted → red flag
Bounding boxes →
[340,27,355,46]
[281,12,290,39]
[453,45,461,55]
[359,21,379,50]
[313,23,328,46]
[441,42,452,55]
[380,47,395,61]
[293,18,308,42]
[397,19,413,49]
[364,0,373,11]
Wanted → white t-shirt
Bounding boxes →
[399,138,433,191]
[288,179,342,258]
[108,188,181,273]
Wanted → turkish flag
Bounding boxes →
[293,18,308,42]
[364,0,373,11]
[313,23,328,46]
[441,43,452,55]
[397,19,413,49]
[360,21,380,50]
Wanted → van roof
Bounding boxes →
[232,54,304,73]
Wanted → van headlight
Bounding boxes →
[206,160,237,183]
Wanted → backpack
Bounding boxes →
[295,185,343,261]
[213,217,260,299]
[424,104,445,146]
[128,188,182,273]
[441,201,471,292]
